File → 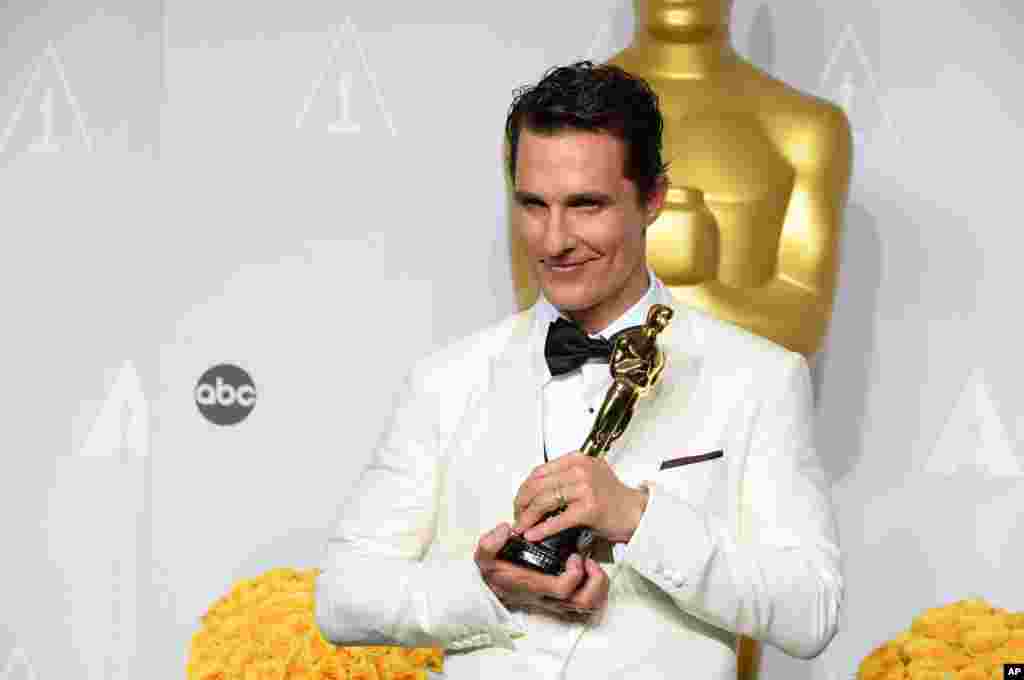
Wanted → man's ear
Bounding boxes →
[645,175,669,225]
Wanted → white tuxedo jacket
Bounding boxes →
[316,290,842,680]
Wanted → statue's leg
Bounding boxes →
[606,389,640,445]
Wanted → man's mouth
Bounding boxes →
[545,259,592,272]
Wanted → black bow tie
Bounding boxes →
[544,317,614,377]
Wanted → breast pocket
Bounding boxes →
[612,447,724,505]
[651,448,727,508]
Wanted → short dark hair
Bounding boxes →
[504,60,668,205]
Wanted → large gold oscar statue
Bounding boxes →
[510,1,852,677]
[512,0,852,358]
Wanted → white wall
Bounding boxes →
[2,2,1021,679]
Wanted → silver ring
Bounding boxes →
[556,484,567,511]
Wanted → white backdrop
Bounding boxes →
[3,2,1022,679]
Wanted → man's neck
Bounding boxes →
[564,268,652,336]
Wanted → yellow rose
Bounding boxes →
[903,636,954,662]
[956,599,994,616]
[962,626,1010,655]
[188,567,442,680]
[955,666,989,680]
[859,598,1023,680]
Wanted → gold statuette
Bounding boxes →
[582,304,673,457]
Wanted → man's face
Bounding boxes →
[513,128,665,334]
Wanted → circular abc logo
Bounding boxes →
[195,364,257,426]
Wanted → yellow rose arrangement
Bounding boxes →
[187,567,443,680]
[858,597,1024,680]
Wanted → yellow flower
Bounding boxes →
[955,665,989,680]
[188,567,442,680]
[903,636,954,662]
[858,598,1024,680]
[859,653,896,680]
[962,626,1009,655]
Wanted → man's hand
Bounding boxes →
[512,452,649,545]
[474,523,608,620]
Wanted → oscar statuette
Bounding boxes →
[497,304,674,575]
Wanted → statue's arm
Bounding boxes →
[773,101,853,348]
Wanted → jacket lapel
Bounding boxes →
[437,311,546,556]
[485,322,548,500]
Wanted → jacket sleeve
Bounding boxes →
[621,352,843,659]
[314,360,521,652]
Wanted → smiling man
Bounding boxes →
[316,62,842,680]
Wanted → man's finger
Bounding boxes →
[522,501,583,543]
[484,555,599,621]
[514,484,567,535]
[474,523,511,563]
[489,552,585,601]
[548,553,587,600]
[512,477,545,522]
[513,471,568,521]
[569,557,609,611]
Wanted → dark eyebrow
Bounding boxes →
[513,191,612,206]
[514,190,546,205]
[565,192,611,206]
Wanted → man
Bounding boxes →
[315,61,842,679]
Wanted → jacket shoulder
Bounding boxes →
[686,306,806,377]
[411,309,530,390]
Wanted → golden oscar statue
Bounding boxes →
[512,0,852,358]
[510,1,852,677]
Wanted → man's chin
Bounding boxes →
[536,276,604,314]
[542,291,596,315]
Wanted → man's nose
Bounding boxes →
[541,207,576,255]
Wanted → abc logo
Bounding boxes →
[195,364,257,426]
